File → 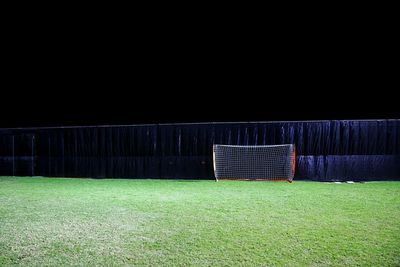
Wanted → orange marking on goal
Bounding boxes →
[292,145,296,178]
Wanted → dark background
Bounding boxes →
[2,14,398,128]
[2,93,398,128]
[2,67,398,128]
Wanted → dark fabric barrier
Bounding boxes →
[33,156,212,179]
[296,155,400,181]
[0,120,399,180]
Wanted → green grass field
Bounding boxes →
[0,177,399,266]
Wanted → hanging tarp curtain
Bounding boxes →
[0,120,399,181]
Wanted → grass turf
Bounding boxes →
[0,177,399,266]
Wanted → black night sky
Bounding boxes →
[1,86,398,128]
[2,19,398,128]
[2,54,398,128]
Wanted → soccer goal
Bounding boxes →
[213,144,296,182]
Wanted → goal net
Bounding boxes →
[213,144,296,181]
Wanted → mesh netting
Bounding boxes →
[213,144,295,181]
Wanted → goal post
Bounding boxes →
[213,144,296,182]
